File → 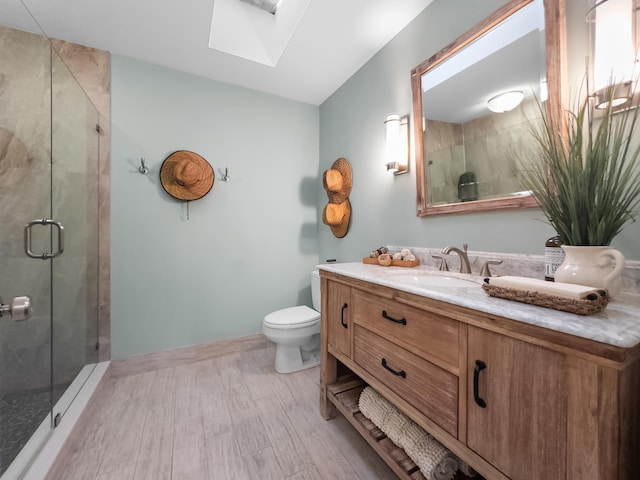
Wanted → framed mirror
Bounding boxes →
[412,0,566,216]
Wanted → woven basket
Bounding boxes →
[482,283,609,315]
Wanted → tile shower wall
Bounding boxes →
[0,26,53,394]
[0,26,110,394]
[462,98,540,198]
[51,39,111,363]
[50,49,100,389]
[425,98,540,204]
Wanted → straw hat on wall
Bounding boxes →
[322,158,352,238]
[323,199,351,238]
[160,150,214,201]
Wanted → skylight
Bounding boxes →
[238,0,280,15]
[208,0,311,67]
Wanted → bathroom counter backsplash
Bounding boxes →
[319,253,640,349]
[386,245,640,293]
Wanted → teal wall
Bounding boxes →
[111,0,639,358]
[110,56,319,358]
[318,0,640,264]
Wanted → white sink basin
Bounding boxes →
[386,273,478,288]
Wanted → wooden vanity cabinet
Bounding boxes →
[466,326,568,479]
[325,280,352,358]
[320,270,640,480]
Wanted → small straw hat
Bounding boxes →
[323,157,352,204]
[322,199,351,238]
[160,150,214,201]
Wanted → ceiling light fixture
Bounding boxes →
[487,91,524,113]
[238,0,280,15]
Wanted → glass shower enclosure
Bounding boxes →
[0,0,100,476]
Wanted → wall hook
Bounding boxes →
[220,167,230,182]
[139,158,149,175]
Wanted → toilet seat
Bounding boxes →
[264,305,320,329]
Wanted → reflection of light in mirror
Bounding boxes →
[421,0,544,92]
[487,91,524,112]
[539,78,548,102]
[590,0,634,91]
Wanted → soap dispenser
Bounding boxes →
[544,235,564,281]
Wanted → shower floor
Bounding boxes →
[0,383,68,477]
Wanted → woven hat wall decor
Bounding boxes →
[160,150,214,201]
[322,157,352,238]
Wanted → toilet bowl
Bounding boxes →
[263,270,321,373]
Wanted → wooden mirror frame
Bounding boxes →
[412,0,566,216]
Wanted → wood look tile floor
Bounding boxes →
[47,344,397,480]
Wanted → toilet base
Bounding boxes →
[274,348,319,374]
[273,335,320,374]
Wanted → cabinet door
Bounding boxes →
[467,326,567,479]
[326,281,352,358]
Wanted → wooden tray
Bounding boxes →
[362,257,419,267]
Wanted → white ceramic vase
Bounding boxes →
[554,245,625,298]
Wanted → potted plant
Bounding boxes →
[521,83,640,297]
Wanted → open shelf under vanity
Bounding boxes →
[327,375,481,480]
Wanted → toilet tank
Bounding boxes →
[311,270,321,312]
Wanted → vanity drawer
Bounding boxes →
[352,289,459,373]
[354,325,458,437]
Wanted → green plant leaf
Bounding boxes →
[520,81,640,246]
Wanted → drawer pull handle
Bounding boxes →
[381,358,406,378]
[341,303,348,329]
[381,310,407,325]
[473,360,487,408]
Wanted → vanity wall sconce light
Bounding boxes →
[385,114,409,175]
[587,0,636,109]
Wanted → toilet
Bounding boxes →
[262,270,321,373]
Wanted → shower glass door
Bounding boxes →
[0,6,55,476]
[0,1,100,476]
[50,46,100,419]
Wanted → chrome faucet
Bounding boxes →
[441,243,472,274]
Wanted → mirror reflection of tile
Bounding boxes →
[426,98,540,205]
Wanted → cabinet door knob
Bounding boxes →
[381,358,406,378]
[340,303,348,328]
[473,360,487,408]
[381,310,407,325]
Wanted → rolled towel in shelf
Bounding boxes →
[486,276,607,300]
[359,386,471,480]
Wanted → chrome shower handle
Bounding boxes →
[0,295,32,321]
[24,219,65,259]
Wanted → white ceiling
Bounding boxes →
[16,0,434,105]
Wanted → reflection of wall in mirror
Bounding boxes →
[425,121,464,205]
[425,98,541,203]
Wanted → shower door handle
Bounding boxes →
[0,295,32,321]
[24,219,64,259]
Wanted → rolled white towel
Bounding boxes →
[393,252,404,260]
[400,248,412,259]
[403,254,416,262]
[359,387,469,480]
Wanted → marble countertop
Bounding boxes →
[319,262,640,349]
